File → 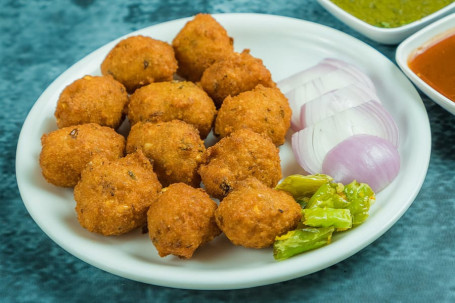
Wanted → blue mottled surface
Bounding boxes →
[1,0,455,302]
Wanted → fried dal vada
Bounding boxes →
[198,128,282,200]
[127,81,216,138]
[215,177,301,248]
[54,75,128,129]
[200,49,276,107]
[101,35,177,93]
[147,183,220,259]
[214,85,291,145]
[126,120,205,187]
[39,123,125,187]
[172,13,234,82]
[74,150,162,236]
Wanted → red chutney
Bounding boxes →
[408,32,455,101]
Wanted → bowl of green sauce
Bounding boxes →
[318,0,455,44]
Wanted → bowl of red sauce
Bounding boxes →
[396,13,455,115]
[318,0,455,44]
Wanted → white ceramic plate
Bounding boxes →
[396,13,455,116]
[318,0,455,44]
[16,13,430,290]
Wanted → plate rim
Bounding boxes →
[16,13,431,290]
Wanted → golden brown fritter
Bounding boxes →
[39,123,125,187]
[198,128,282,200]
[214,85,291,146]
[215,177,301,248]
[172,13,234,82]
[74,150,162,236]
[54,75,128,129]
[126,120,205,187]
[101,35,178,93]
[200,49,276,107]
[127,81,216,138]
[147,183,221,259]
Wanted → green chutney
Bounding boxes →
[330,0,454,28]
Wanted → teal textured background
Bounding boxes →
[1,0,454,302]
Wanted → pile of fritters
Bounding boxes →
[39,13,299,259]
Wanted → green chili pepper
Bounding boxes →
[273,227,335,261]
[275,174,333,199]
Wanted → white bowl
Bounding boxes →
[317,0,455,44]
[396,13,455,116]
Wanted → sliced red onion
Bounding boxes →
[278,58,376,94]
[278,62,337,94]
[292,100,399,174]
[322,134,400,192]
[300,84,380,129]
[321,58,376,92]
[285,68,375,131]
[279,58,378,131]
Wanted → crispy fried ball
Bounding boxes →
[172,13,234,82]
[214,85,291,146]
[74,151,162,236]
[147,183,221,259]
[127,81,216,138]
[198,128,282,200]
[215,177,301,248]
[39,123,125,187]
[54,75,128,129]
[200,49,276,107]
[101,35,178,93]
[126,120,205,187]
